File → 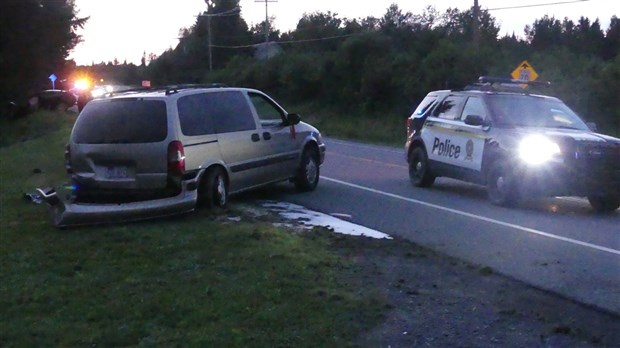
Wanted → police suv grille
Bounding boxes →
[573,143,620,172]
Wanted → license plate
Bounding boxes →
[106,166,129,179]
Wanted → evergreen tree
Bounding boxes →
[0,0,87,109]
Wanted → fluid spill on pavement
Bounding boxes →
[261,201,392,240]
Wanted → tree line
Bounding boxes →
[1,0,618,134]
[146,1,619,134]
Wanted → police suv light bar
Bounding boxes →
[478,76,551,87]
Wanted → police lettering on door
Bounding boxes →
[432,138,461,159]
[426,134,484,171]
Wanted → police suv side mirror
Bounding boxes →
[586,122,598,132]
[464,114,488,127]
[285,113,301,126]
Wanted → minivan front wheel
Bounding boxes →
[295,148,319,192]
[198,167,228,209]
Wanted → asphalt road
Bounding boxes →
[268,138,620,315]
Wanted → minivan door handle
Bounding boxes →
[263,132,272,140]
[251,133,260,142]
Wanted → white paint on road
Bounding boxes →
[322,176,620,256]
[262,201,392,240]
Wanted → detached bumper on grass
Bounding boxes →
[40,181,198,228]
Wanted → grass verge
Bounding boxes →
[291,103,405,147]
[0,112,384,346]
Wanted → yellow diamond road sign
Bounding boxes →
[511,60,538,81]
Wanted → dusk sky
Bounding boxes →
[68,0,618,65]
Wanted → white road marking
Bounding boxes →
[322,176,620,256]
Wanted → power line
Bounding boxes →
[278,34,357,45]
[198,7,240,17]
[210,33,358,49]
[487,0,589,11]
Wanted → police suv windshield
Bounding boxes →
[486,94,589,130]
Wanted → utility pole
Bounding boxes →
[205,0,213,71]
[207,14,213,71]
[255,0,277,58]
[200,1,240,71]
[473,0,480,49]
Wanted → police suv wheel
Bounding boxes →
[487,162,518,207]
[295,148,319,192]
[198,167,228,209]
[409,147,435,187]
[587,194,620,213]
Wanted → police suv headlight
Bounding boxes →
[518,135,561,165]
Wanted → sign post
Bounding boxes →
[49,74,57,89]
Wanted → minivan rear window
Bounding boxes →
[73,99,167,144]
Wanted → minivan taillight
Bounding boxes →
[167,141,185,176]
[64,144,73,174]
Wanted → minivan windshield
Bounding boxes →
[73,99,167,144]
[486,94,589,130]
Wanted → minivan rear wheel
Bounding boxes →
[198,167,228,209]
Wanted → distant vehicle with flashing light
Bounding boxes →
[405,76,620,212]
[36,89,77,111]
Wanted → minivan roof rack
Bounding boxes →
[165,83,228,95]
[104,83,229,97]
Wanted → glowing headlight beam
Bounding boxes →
[518,135,561,165]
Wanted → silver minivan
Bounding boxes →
[55,85,325,226]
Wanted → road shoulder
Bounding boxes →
[328,234,620,347]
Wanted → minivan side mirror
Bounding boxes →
[285,113,301,126]
[586,122,598,132]
[464,114,488,127]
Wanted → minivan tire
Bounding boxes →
[198,167,228,209]
[295,147,319,192]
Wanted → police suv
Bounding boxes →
[405,77,620,212]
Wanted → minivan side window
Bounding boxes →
[248,92,285,127]
[207,91,256,133]
[434,96,465,120]
[178,93,215,136]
